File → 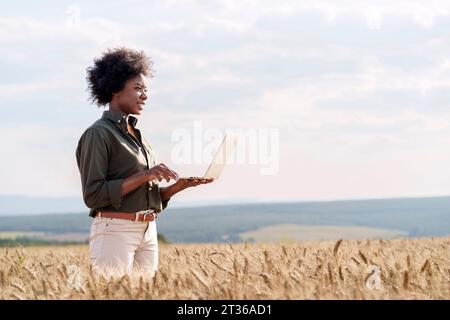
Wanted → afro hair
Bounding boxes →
[86,47,154,106]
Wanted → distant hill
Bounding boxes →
[0,196,450,243]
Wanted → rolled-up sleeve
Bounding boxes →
[146,144,170,212]
[150,182,170,213]
[76,127,124,210]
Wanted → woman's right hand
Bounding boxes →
[144,163,179,182]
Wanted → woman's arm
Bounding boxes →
[159,183,185,202]
[160,178,214,202]
[122,164,179,197]
[121,171,150,196]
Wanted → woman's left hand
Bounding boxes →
[175,177,214,189]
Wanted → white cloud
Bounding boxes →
[0,80,78,98]
[2,0,450,202]
[0,124,84,197]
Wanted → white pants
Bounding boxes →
[89,216,158,277]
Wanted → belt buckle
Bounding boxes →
[135,209,154,222]
[134,210,146,222]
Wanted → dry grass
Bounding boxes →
[0,236,449,300]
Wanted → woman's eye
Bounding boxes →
[136,87,147,93]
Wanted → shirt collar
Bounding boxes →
[102,110,139,129]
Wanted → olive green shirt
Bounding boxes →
[76,110,169,218]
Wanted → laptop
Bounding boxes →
[176,134,237,181]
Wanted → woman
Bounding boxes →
[76,47,213,277]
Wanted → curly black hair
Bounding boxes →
[86,47,154,106]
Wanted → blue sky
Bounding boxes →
[2,0,450,206]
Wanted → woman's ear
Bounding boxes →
[110,92,120,102]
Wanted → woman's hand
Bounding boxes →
[144,163,179,182]
[175,177,214,190]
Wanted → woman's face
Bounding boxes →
[115,73,148,115]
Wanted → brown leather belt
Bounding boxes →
[95,210,157,222]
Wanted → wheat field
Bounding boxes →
[0,236,449,300]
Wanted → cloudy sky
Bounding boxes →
[2,0,450,206]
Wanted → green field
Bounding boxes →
[239,224,408,242]
[1,197,450,243]
[0,231,46,239]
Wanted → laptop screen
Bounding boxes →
[203,134,237,179]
